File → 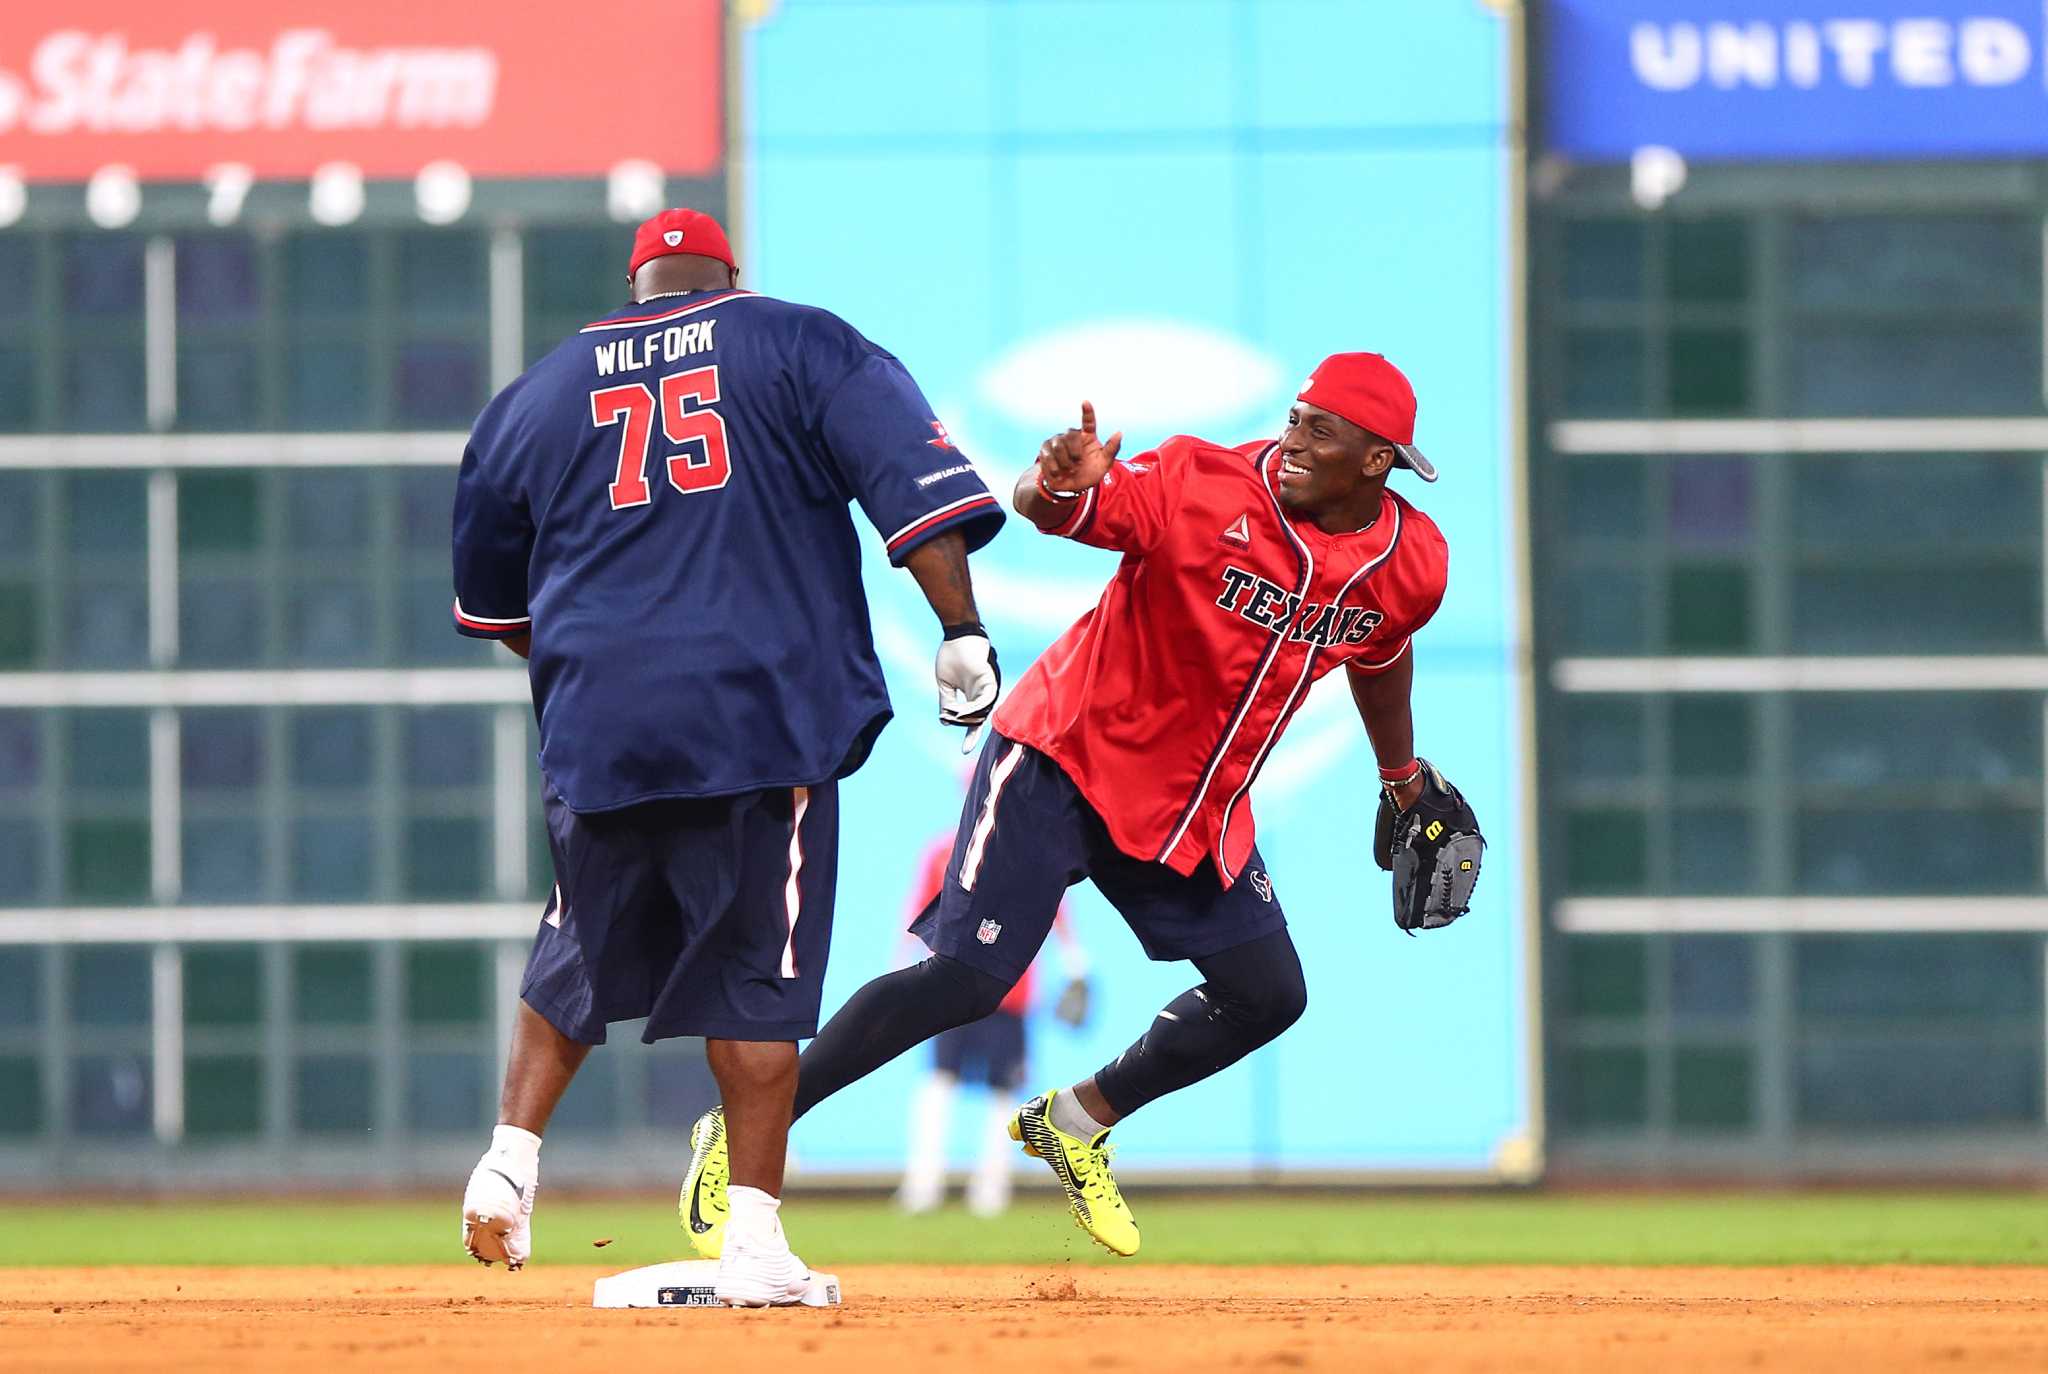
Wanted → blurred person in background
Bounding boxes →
[449,208,1004,1306]
[894,830,1090,1217]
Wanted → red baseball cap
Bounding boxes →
[1296,352,1436,482]
[627,208,735,281]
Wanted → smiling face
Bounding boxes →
[1275,401,1395,519]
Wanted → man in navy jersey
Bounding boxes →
[450,208,1004,1306]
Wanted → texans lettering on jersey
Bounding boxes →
[452,289,1004,811]
[993,436,1447,885]
[1214,567,1385,646]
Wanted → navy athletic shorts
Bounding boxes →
[521,777,838,1044]
[911,731,1285,985]
[931,1010,1027,1090]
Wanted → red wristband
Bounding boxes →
[1378,759,1421,784]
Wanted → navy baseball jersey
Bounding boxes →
[452,289,1004,812]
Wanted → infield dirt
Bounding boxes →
[4,1264,2045,1372]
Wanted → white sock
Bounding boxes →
[967,1097,1015,1215]
[1049,1087,1110,1141]
[486,1123,541,1181]
[899,1073,956,1211]
[727,1184,786,1249]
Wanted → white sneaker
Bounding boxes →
[461,1156,536,1270]
[714,1240,813,1308]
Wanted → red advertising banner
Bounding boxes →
[0,0,723,181]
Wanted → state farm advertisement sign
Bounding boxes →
[0,1,723,180]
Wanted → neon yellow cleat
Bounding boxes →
[677,1105,728,1259]
[1009,1089,1140,1257]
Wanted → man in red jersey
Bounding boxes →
[683,352,1483,1259]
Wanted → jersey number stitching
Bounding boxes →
[590,365,732,510]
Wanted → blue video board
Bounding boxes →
[744,0,1528,1178]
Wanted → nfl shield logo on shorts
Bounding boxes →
[976,918,1002,945]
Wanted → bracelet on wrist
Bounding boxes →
[1379,760,1424,790]
[1036,473,1082,503]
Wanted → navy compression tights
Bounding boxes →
[790,926,1307,1122]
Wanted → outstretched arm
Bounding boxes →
[1347,649,1424,811]
[1014,401,1122,529]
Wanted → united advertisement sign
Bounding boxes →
[1544,0,2048,161]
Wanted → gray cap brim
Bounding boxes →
[1393,443,1437,483]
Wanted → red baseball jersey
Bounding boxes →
[993,436,1448,887]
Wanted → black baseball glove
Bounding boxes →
[1373,759,1484,934]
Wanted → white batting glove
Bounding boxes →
[935,623,1001,730]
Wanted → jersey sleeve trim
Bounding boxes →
[1041,483,1098,539]
[452,599,532,639]
[1348,636,1411,674]
[884,493,1003,560]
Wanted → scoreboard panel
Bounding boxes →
[1530,2,2048,1172]
[0,2,735,1168]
